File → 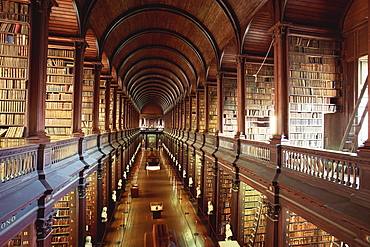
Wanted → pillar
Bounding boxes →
[236,55,246,138]
[105,78,111,132]
[92,63,102,134]
[216,73,224,134]
[27,0,57,143]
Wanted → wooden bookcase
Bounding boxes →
[81,66,94,135]
[288,35,342,148]
[222,78,237,136]
[205,161,214,201]
[288,211,343,246]
[199,90,205,132]
[46,45,74,140]
[52,189,77,246]
[3,224,34,247]
[191,97,196,132]
[86,171,97,241]
[245,63,274,141]
[241,182,266,246]
[208,85,217,134]
[98,80,106,132]
[109,86,114,131]
[0,0,29,148]
[219,169,232,228]
[185,98,190,130]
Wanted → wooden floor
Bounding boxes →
[101,148,219,247]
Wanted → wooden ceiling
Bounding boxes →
[48,0,355,113]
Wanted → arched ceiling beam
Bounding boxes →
[126,67,183,98]
[124,58,187,95]
[133,86,174,107]
[136,91,171,110]
[131,80,178,104]
[100,4,220,72]
[115,44,196,90]
[113,28,206,80]
[129,76,179,101]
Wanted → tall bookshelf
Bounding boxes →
[191,96,196,132]
[245,63,274,141]
[288,35,342,148]
[82,67,94,135]
[86,172,97,240]
[109,86,114,131]
[222,78,237,136]
[205,161,214,202]
[208,85,217,134]
[46,46,74,140]
[288,211,344,246]
[219,169,232,230]
[3,224,34,247]
[52,190,77,246]
[241,182,266,246]
[185,98,190,130]
[199,90,205,132]
[0,0,29,148]
[98,80,106,132]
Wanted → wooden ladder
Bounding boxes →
[339,76,368,152]
[246,196,264,247]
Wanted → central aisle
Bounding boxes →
[103,148,217,247]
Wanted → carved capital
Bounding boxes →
[78,184,87,198]
[263,199,280,221]
[268,22,290,38]
[33,0,58,13]
[36,209,57,240]
[235,55,246,65]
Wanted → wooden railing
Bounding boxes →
[0,145,38,183]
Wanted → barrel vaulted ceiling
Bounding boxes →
[47,0,355,113]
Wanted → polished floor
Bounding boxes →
[101,148,219,247]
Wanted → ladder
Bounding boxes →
[339,76,368,152]
[246,196,264,247]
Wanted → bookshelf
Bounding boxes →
[82,67,94,135]
[208,85,217,134]
[191,96,196,132]
[245,63,274,141]
[46,46,74,140]
[205,161,214,201]
[109,86,114,131]
[98,80,105,132]
[3,224,33,247]
[199,90,205,132]
[222,78,237,136]
[52,190,77,246]
[185,98,190,130]
[288,211,343,246]
[241,182,266,246]
[86,172,97,239]
[0,0,29,148]
[288,36,342,148]
[219,169,232,228]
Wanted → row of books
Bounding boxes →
[0,1,29,21]
[246,88,274,94]
[0,112,24,124]
[289,37,340,50]
[290,87,339,97]
[290,133,323,140]
[0,79,25,89]
[47,67,73,75]
[0,100,24,112]
[290,103,338,112]
[290,78,340,88]
[290,95,334,104]
[246,109,273,116]
[289,118,322,125]
[46,84,73,93]
[290,140,322,147]
[46,102,72,110]
[46,93,73,101]
[0,22,28,34]
[0,56,27,67]
[289,46,341,56]
[82,102,93,108]
[0,32,28,45]
[48,49,74,58]
[246,93,273,100]
[0,138,24,147]
[46,110,71,119]
[290,126,322,132]
[245,133,271,141]
[289,54,338,65]
[45,119,72,126]
[0,88,25,99]
[290,62,342,72]
[246,128,271,134]
[47,75,74,84]
[290,70,340,80]
[0,67,26,78]
[46,127,71,135]
[0,126,23,137]
[246,99,274,105]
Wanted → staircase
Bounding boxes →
[339,76,368,152]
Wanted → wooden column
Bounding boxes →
[182,99,186,131]
[118,93,123,130]
[236,56,246,138]
[122,96,127,129]
[204,84,210,133]
[216,73,224,134]
[189,95,194,132]
[92,63,102,134]
[112,86,117,131]
[78,183,87,247]
[27,0,57,143]
[105,78,111,132]
[269,23,289,145]
[72,39,86,137]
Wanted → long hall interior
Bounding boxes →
[0,0,370,247]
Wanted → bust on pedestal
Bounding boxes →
[101,207,108,222]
